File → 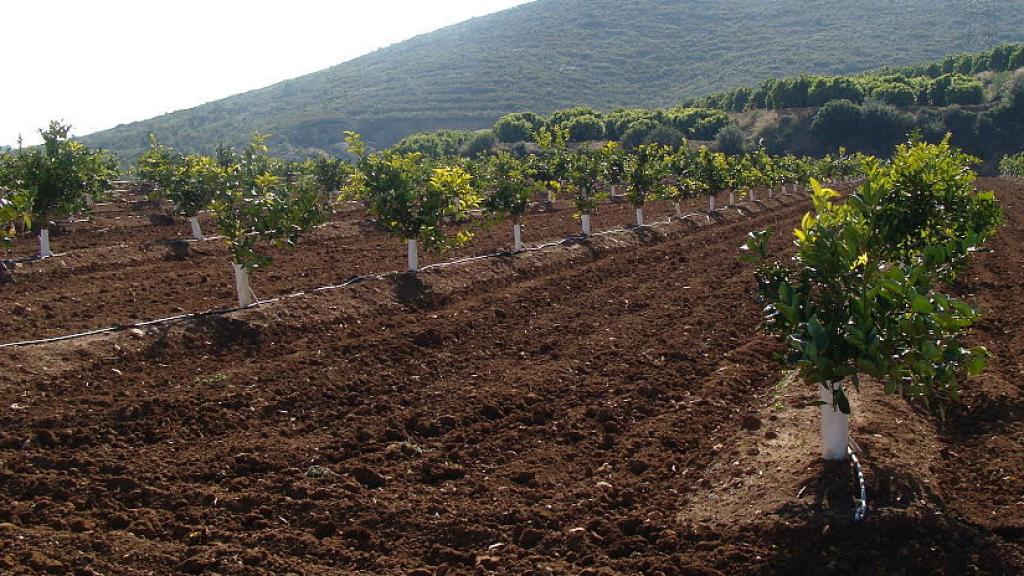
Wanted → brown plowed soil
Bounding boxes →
[0,179,1022,575]
[0,192,736,344]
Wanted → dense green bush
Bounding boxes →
[393,130,474,158]
[715,125,746,155]
[459,130,497,157]
[811,100,862,141]
[494,113,539,143]
[1000,151,1024,178]
[564,114,606,142]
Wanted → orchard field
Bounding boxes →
[1,177,1022,575]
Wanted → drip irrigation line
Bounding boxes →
[0,197,796,349]
[848,445,868,522]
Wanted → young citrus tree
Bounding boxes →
[743,138,1000,461]
[212,134,330,307]
[564,149,609,236]
[4,122,117,257]
[136,134,180,200]
[533,126,570,205]
[311,154,353,193]
[0,189,32,245]
[347,133,481,271]
[695,148,729,213]
[0,153,32,245]
[167,154,223,240]
[479,152,531,252]
[664,147,704,217]
[623,143,669,226]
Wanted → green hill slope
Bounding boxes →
[82,0,1024,161]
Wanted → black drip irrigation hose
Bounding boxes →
[0,198,795,349]
[848,445,868,522]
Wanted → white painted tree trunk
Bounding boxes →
[581,214,592,237]
[674,202,682,217]
[189,217,204,241]
[750,189,756,202]
[635,207,644,227]
[233,263,255,308]
[768,186,774,199]
[729,191,735,205]
[39,228,52,258]
[709,195,716,212]
[819,384,849,461]
[513,223,523,252]
[407,239,419,272]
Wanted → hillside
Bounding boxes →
[82,0,1024,161]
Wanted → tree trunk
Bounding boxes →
[581,214,592,237]
[819,383,849,461]
[407,239,419,272]
[635,207,644,227]
[39,228,52,258]
[189,217,204,241]
[513,223,523,252]
[233,263,255,308]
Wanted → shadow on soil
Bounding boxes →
[758,462,1023,575]
[392,273,447,310]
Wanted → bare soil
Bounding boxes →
[0,179,1021,575]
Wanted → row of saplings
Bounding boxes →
[1,122,863,306]
[743,136,1002,490]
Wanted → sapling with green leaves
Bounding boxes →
[623,143,669,227]
[564,149,609,236]
[212,134,330,307]
[664,147,703,217]
[166,154,225,240]
[346,132,481,271]
[136,134,180,200]
[532,125,570,205]
[695,148,729,213]
[479,152,531,252]
[3,122,117,257]
[311,154,353,193]
[743,138,1000,461]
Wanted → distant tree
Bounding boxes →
[494,113,542,143]
[858,101,915,154]
[643,125,686,149]
[549,106,602,127]
[564,114,606,142]
[494,116,533,143]
[811,99,862,141]
[870,83,917,107]
[459,130,497,156]
[619,119,660,149]
[715,124,746,155]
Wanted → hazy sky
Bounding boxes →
[0,0,533,147]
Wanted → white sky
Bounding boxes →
[0,0,533,147]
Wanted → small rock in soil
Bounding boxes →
[513,526,545,548]
[740,415,762,431]
[350,466,386,488]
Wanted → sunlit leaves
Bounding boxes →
[744,138,999,415]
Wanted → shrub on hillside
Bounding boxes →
[715,124,746,155]
[811,99,862,141]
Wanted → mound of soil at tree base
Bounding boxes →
[0,178,1022,574]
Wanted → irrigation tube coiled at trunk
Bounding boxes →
[848,445,868,522]
[0,198,791,349]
